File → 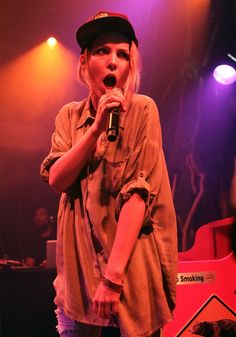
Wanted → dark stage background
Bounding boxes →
[0,0,236,259]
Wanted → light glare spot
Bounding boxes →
[47,37,57,48]
[213,64,236,85]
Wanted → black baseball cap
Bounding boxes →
[76,11,138,52]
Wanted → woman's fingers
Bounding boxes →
[111,300,118,315]
[107,89,126,111]
[95,89,125,132]
[99,89,126,113]
[103,301,112,318]
[93,301,118,318]
[93,299,99,314]
[94,299,114,319]
[93,282,120,319]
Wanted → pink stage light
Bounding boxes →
[213,64,236,85]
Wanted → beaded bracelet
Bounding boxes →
[101,274,124,293]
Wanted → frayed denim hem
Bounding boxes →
[55,307,102,337]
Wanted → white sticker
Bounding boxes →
[177,271,216,285]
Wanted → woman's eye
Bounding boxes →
[118,51,130,60]
[95,48,108,55]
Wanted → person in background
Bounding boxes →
[24,207,56,267]
[41,10,177,337]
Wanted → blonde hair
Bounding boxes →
[77,41,141,100]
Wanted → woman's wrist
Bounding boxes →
[104,266,124,283]
[89,123,101,139]
[101,274,124,293]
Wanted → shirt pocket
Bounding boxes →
[102,145,131,194]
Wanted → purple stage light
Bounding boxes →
[213,64,236,85]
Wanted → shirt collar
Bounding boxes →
[76,94,125,130]
[76,95,95,129]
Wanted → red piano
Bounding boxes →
[164,217,236,337]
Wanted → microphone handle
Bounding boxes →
[107,107,120,142]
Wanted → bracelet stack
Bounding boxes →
[101,274,123,293]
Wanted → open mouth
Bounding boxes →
[103,75,116,88]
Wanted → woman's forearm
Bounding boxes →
[49,125,100,193]
[105,193,146,283]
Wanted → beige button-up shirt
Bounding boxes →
[41,94,177,337]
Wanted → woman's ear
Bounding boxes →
[80,54,86,67]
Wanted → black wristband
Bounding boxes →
[101,275,123,293]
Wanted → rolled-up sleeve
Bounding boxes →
[116,97,164,217]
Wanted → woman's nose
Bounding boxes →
[108,63,117,71]
[107,53,117,70]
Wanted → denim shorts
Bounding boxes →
[55,307,161,337]
[55,307,103,337]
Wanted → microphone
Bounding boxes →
[107,105,120,142]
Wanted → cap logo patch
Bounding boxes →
[94,12,109,20]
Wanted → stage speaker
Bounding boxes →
[0,267,57,337]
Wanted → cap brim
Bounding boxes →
[76,16,138,51]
